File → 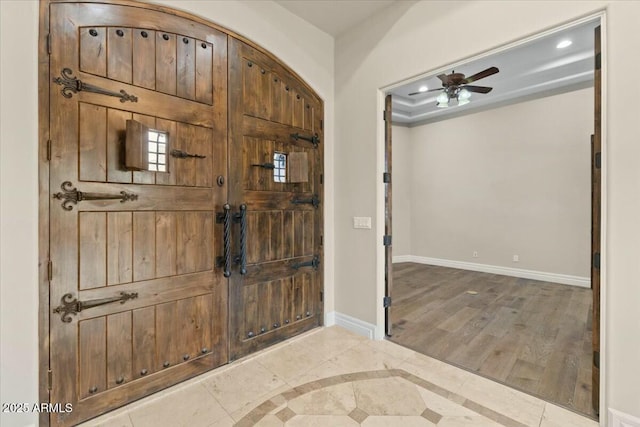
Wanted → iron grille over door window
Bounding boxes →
[274,152,286,183]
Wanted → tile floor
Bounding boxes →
[79,326,599,427]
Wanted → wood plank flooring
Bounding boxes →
[389,262,596,418]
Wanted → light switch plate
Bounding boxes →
[353,217,372,229]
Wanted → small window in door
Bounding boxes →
[147,130,168,172]
[274,152,286,183]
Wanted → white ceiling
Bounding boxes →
[390,18,599,126]
[276,2,598,126]
[275,0,397,37]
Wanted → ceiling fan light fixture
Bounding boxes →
[436,92,449,104]
[556,40,572,49]
[458,98,470,106]
[458,88,471,100]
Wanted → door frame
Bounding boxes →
[375,10,608,421]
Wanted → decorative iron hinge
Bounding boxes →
[170,149,206,159]
[383,110,391,121]
[291,132,320,148]
[593,252,601,269]
[320,234,323,246]
[383,296,392,308]
[46,140,52,161]
[320,291,323,303]
[595,152,601,169]
[383,172,391,183]
[53,68,138,103]
[47,260,53,282]
[53,181,138,211]
[53,292,138,323]
[46,34,51,55]
[291,194,320,208]
[383,235,392,246]
[320,119,323,131]
[292,255,320,270]
[595,52,601,71]
[48,370,52,391]
[320,173,323,184]
[593,350,600,369]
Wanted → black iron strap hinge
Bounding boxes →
[383,235,392,246]
[593,350,600,369]
[383,172,391,183]
[47,34,51,55]
[593,252,601,269]
[595,52,601,71]
[383,296,392,308]
[383,110,391,121]
[47,260,53,282]
[46,140,52,161]
[48,370,52,391]
[595,152,601,169]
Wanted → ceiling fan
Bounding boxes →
[408,66,499,107]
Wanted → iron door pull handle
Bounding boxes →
[53,292,138,323]
[222,204,232,277]
[234,204,247,275]
[53,181,138,211]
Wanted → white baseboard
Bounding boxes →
[609,408,640,427]
[392,255,590,288]
[325,311,377,340]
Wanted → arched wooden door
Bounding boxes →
[227,38,324,360]
[45,2,228,425]
[42,1,324,425]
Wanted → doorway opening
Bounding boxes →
[379,13,604,419]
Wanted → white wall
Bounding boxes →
[0,1,334,426]
[396,89,592,278]
[335,0,640,420]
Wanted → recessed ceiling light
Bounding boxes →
[418,85,428,92]
[556,40,572,49]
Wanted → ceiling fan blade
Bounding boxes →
[463,66,499,84]
[436,74,449,84]
[463,85,493,94]
[408,88,443,96]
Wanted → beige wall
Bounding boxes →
[391,125,412,257]
[0,1,334,426]
[394,88,592,277]
[335,0,640,419]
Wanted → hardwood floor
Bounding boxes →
[389,262,596,418]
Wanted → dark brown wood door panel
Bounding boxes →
[44,1,323,425]
[228,38,324,360]
[47,3,227,425]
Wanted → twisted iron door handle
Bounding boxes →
[234,204,247,275]
[222,204,232,277]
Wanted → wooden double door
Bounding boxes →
[43,1,323,425]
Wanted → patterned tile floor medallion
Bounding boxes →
[79,326,599,427]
